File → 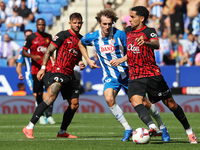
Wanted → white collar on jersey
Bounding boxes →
[99,27,114,39]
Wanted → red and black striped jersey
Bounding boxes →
[125,26,161,80]
[23,32,52,75]
[51,29,82,76]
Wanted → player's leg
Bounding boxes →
[162,97,198,144]
[57,78,79,138]
[22,82,61,138]
[32,74,47,124]
[148,75,197,144]
[128,79,159,137]
[42,71,56,124]
[103,78,132,141]
[57,98,78,138]
[143,97,170,141]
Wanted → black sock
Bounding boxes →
[172,105,190,129]
[30,101,49,124]
[60,107,77,131]
[44,104,53,118]
[134,104,154,126]
[36,93,43,105]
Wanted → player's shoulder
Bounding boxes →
[27,33,36,39]
[84,31,98,40]
[125,26,133,34]
[44,32,52,38]
[143,26,158,38]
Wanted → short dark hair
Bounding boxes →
[69,12,82,21]
[24,29,33,35]
[131,6,149,24]
[13,6,19,12]
[36,18,46,25]
[17,82,25,89]
[95,8,118,23]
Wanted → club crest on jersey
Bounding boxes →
[111,38,115,44]
[46,39,50,43]
[100,45,115,53]
[53,36,59,41]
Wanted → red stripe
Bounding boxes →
[51,41,58,48]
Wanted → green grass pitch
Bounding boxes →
[0,113,199,150]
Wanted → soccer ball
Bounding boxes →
[132,128,150,144]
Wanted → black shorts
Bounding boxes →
[128,75,172,104]
[32,74,44,93]
[48,73,79,100]
[43,71,51,90]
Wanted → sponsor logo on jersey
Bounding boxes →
[100,45,115,53]
[127,44,140,53]
[150,33,157,38]
[53,36,59,41]
[69,48,78,56]
[37,46,47,53]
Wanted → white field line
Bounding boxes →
[0,137,191,142]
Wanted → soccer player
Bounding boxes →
[22,12,85,139]
[125,6,197,144]
[78,8,169,142]
[16,29,55,124]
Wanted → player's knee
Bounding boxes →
[105,97,115,107]
[163,97,177,110]
[71,102,79,110]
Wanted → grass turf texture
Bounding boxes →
[0,113,199,150]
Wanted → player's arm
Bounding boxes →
[37,43,56,81]
[78,40,100,69]
[76,54,85,71]
[143,39,160,49]
[16,62,24,81]
[110,55,127,67]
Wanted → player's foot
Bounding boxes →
[160,126,170,142]
[121,128,133,142]
[22,127,34,139]
[40,116,47,124]
[47,116,56,124]
[57,132,78,138]
[149,128,162,137]
[188,132,198,144]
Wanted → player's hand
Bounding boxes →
[32,55,41,62]
[110,59,121,67]
[37,69,45,81]
[78,61,85,71]
[135,38,146,46]
[18,74,24,81]
[88,60,100,69]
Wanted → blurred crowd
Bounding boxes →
[120,0,200,67]
[0,0,200,68]
[0,0,39,67]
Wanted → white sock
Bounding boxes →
[149,123,157,129]
[149,104,164,129]
[109,104,132,130]
[185,127,193,135]
[26,122,34,129]
[59,129,66,135]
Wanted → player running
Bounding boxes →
[125,6,197,144]
[22,12,85,139]
[78,8,170,142]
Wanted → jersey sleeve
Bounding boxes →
[17,50,24,63]
[81,33,94,46]
[51,32,64,48]
[145,28,158,41]
[23,35,32,51]
[120,31,127,54]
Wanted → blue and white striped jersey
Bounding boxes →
[81,27,129,81]
[17,49,33,93]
